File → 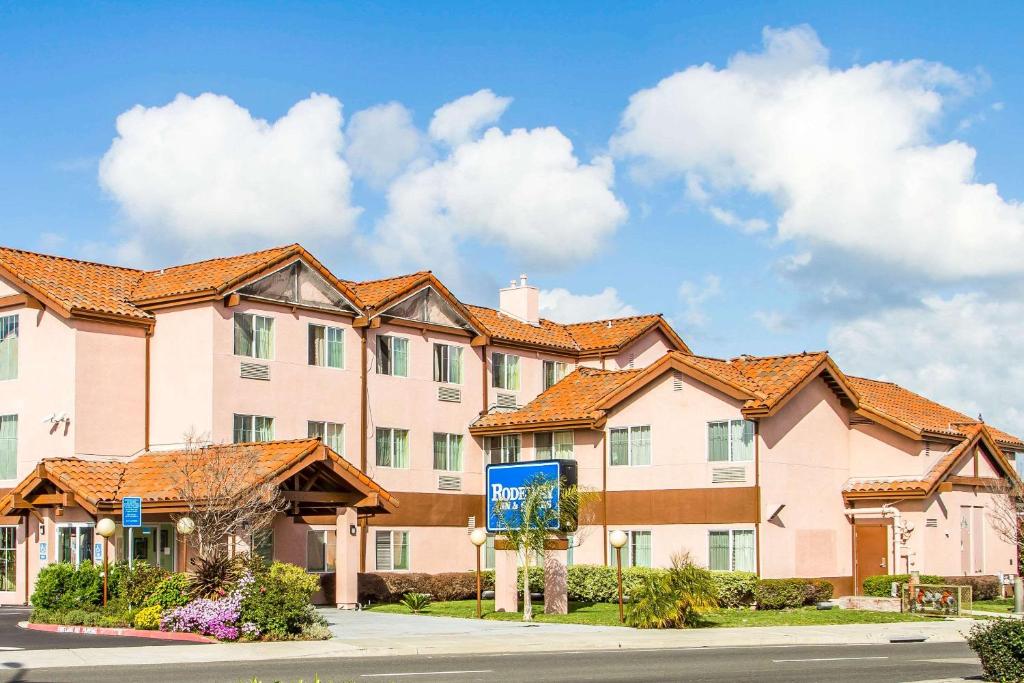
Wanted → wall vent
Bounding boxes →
[672,371,683,391]
[438,475,462,491]
[495,393,518,410]
[711,467,746,484]
[627,353,636,369]
[240,362,270,381]
[438,386,462,403]
[925,518,938,528]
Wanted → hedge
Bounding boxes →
[753,578,834,609]
[31,563,102,609]
[359,572,495,603]
[967,619,1024,682]
[861,574,943,597]
[711,571,758,608]
[942,575,1000,601]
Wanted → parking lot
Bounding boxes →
[0,607,197,651]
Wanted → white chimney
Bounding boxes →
[499,273,539,325]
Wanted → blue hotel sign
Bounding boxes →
[122,496,143,528]
[486,461,567,533]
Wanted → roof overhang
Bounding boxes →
[742,356,860,419]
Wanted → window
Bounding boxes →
[1014,452,1024,478]
[233,313,274,359]
[306,530,336,572]
[0,314,17,381]
[708,420,755,462]
[308,324,344,369]
[543,360,568,390]
[57,523,95,568]
[609,426,651,466]
[609,530,651,568]
[708,529,755,571]
[308,421,345,454]
[0,415,16,480]
[484,535,495,570]
[375,530,410,570]
[233,414,274,443]
[376,428,410,468]
[535,431,573,460]
[0,526,15,591]
[485,434,521,464]
[433,433,464,471]
[251,529,273,564]
[492,352,520,391]
[433,343,463,384]
[376,335,409,377]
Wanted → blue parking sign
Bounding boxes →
[122,496,142,528]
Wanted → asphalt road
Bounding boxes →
[0,642,983,683]
[0,606,194,650]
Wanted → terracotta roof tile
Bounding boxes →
[464,304,578,351]
[0,247,149,320]
[342,272,431,309]
[473,366,642,429]
[730,352,831,411]
[562,315,664,352]
[844,425,981,495]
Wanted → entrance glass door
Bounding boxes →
[123,524,175,570]
[57,524,95,567]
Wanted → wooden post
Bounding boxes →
[476,543,482,619]
[616,545,624,623]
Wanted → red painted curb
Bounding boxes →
[22,621,214,643]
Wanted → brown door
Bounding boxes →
[855,524,889,593]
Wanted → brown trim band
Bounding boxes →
[366,492,485,527]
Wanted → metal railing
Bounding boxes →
[900,583,972,616]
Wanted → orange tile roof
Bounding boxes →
[0,247,149,320]
[562,315,665,352]
[472,366,643,430]
[131,245,300,303]
[341,272,432,309]
[2,439,396,513]
[464,304,578,351]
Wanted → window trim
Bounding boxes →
[432,432,464,472]
[375,530,410,571]
[305,529,336,573]
[707,528,756,572]
[485,434,521,464]
[0,414,17,481]
[56,522,96,568]
[233,414,275,444]
[0,313,18,381]
[608,425,652,467]
[608,530,652,568]
[308,323,345,369]
[375,427,410,468]
[233,312,275,360]
[542,359,568,391]
[0,525,15,592]
[535,430,574,460]
[706,419,755,463]
[376,334,410,377]
[491,351,521,391]
[433,343,464,385]
[308,420,345,454]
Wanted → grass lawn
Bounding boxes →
[974,598,1015,613]
[367,600,930,628]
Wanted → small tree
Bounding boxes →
[171,433,286,562]
[492,473,594,622]
[987,477,1023,569]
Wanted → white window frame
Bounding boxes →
[0,313,18,381]
[0,525,16,592]
[376,334,410,377]
[375,530,410,571]
[0,414,16,481]
[376,427,410,468]
[233,312,275,360]
[306,529,336,573]
[485,434,521,464]
[56,522,96,568]
[535,431,573,460]
[708,529,756,572]
[608,530,652,568]
[608,425,652,467]
[233,414,275,443]
[707,419,755,462]
[432,432,464,471]
[308,324,345,369]
[491,352,521,391]
[542,359,568,391]
[308,420,345,454]
[433,343,463,384]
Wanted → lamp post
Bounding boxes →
[609,530,628,624]
[470,528,488,619]
[95,518,116,607]
[176,516,195,571]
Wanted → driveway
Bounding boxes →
[0,606,196,651]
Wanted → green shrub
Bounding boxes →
[967,619,1024,682]
[427,572,480,601]
[808,579,834,603]
[626,557,717,628]
[30,604,132,628]
[943,575,1000,601]
[861,574,943,597]
[516,565,545,594]
[187,555,239,599]
[754,579,809,609]
[143,573,192,609]
[399,592,432,613]
[711,571,758,607]
[357,572,434,603]
[240,562,321,638]
[31,562,102,609]
[566,565,618,602]
[133,605,163,630]
[108,561,169,607]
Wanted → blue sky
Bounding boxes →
[2,2,1023,431]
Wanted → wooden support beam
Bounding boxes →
[290,515,338,525]
[369,317,382,329]
[283,491,363,504]
[470,335,489,347]
[225,293,241,307]
[948,475,1003,488]
[938,482,954,493]
[27,493,73,506]
[352,316,370,328]
[0,293,43,311]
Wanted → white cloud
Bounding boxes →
[677,274,721,327]
[346,102,426,187]
[707,206,769,233]
[829,292,1024,436]
[99,92,360,248]
[538,287,639,323]
[753,310,796,333]
[373,126,628,272]
[613,25,1024,280]
[429,89,513,146]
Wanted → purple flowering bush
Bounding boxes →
[160,573,259,641]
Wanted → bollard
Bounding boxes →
[1015,577,1024,615]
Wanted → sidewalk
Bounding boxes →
[2,610,977,672]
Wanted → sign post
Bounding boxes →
[122,497,142,568]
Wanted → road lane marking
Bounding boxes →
[774,656,889,663]
[0,647,22,651]
[361,671,493,678]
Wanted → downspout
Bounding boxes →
[144,331,151,450]
[602,431,608,565]
[481,344,489,413]
[754,420,761,577]
[358,326,369,573]
[22,515,29,605]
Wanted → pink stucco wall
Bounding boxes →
[149,304,215,447]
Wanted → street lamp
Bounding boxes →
[609,530,628,624]
[96,518,116,607]
[176,516,195,571]
[470,528,488,619]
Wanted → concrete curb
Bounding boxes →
[20,621,214,643]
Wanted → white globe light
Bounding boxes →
[96,518,116,538]
[176,516,196,536]
[470,528,488,547]
[609,530,628,549]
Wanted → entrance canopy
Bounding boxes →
[0,438,398,518]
